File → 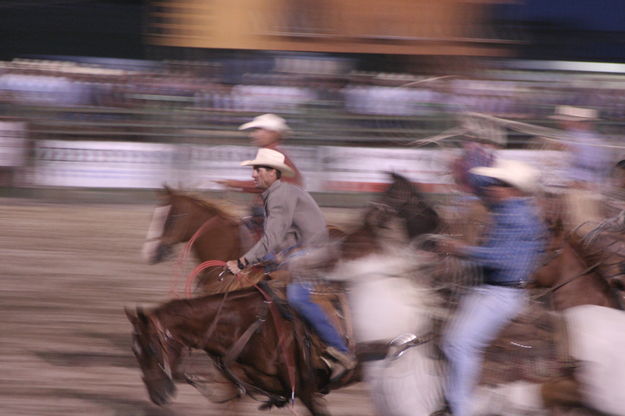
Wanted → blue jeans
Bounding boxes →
[442,285,526,416]
[286,282,348,352]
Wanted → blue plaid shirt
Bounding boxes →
[462,196,546,286]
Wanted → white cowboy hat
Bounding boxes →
[470,159,540,194]
[549,105,598,121]
[241,148,295,177]
[238,113,291,133]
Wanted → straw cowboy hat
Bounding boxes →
[241,148,295,177]
[239,113,291,133]
[460,114,507,146]
[470,159,540,194]
[550,105,598,121]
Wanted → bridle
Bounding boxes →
[144,315,183,381]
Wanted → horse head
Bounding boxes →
[141,186,236,264]
[125,306,177,405]
[379,172,441,239]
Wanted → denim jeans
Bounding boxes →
[286,282,349,352]
[442,285,527,416]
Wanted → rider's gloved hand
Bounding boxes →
[226,258,247,274]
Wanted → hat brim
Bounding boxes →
[548,114,597,121]
[470,164,539,194]
[241,159,295,178]
[238,121,290,133]
[238,121,259,131]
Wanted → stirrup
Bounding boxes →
[329,362,348,383]
[430,406,452,416]
[325,346,357,370]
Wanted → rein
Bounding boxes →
[532,261,601,301]
[253,283,298,404]
[149,314,183,380]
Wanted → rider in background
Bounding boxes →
[221,113,303,191]
[450,116,505,245]
[550,105,610,236]
[604,160,625,216]
[220,113,303,240]
[433,159,546,416]
[225,148,357,381]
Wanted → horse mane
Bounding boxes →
[153,287,259,321]
[167,188,240,223]
[548,231,625,310]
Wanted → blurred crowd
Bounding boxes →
[2,57,625,126]
[2,56,625,190]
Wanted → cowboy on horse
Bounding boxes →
[433,159,547,416]
[225,148,357,381]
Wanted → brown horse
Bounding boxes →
[525,220,625,412]
[142,186,346,295]
[529,195,625,311]
[125,285,341,415]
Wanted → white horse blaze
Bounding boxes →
[141,205,171,262]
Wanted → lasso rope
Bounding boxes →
[169,216,219,298]
[183,260,227,298]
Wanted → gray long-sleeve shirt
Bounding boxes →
[242,180,328,265]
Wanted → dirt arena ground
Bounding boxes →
[0,198,377,416]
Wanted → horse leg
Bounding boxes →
[300,399,331,416]
[298,389,331,416]
[541,376,584,408]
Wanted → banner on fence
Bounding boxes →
[28,141,176,188]
[26,141,568,192]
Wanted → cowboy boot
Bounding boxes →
[325,346,357,382]
[430,408,452,416]
[429,398,453,416]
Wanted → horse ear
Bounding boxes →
[162,183,173,194]
[383,171,399,183]
[124,306,139,326]
[136,306,149,325]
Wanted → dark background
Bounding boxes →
[1,0,624,62]
[0,0,144,60]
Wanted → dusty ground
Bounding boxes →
[0,198,376,416]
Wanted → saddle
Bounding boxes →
[478,297,570,385]
[256,280,358,388]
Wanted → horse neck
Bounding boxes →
[186,200,226,234]
[154,289,259,349]
[181,199,242,260]
[550,241,621,310]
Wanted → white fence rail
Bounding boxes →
[22,140,569,193]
